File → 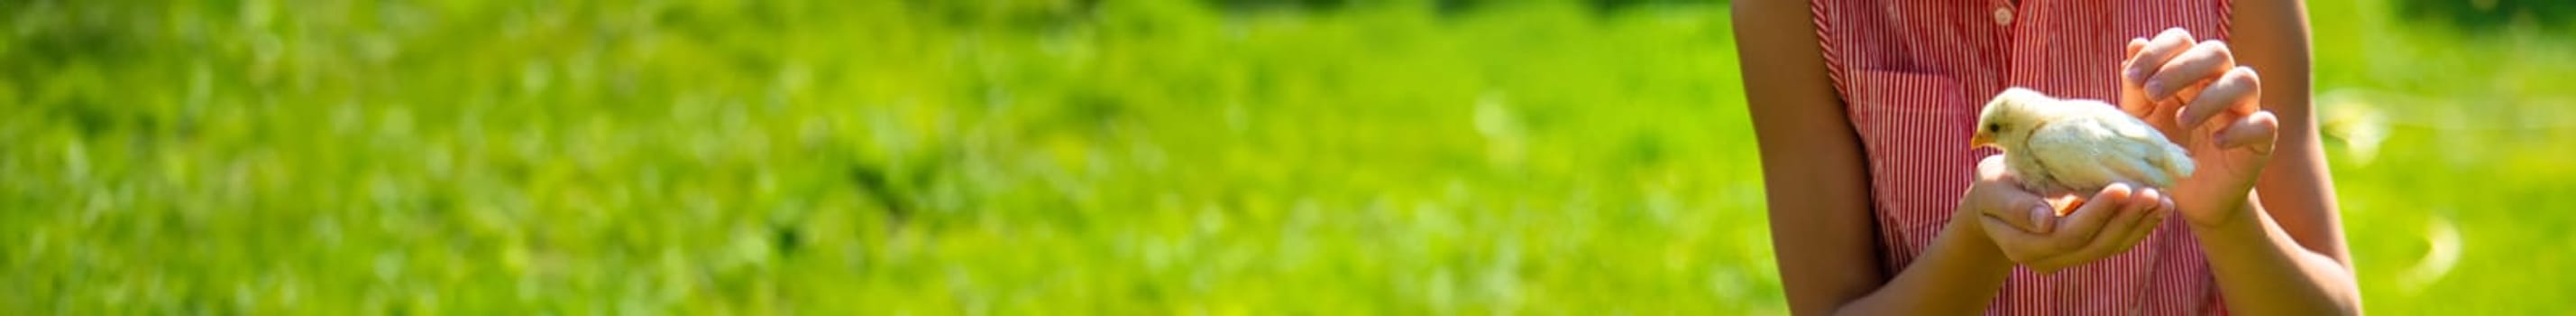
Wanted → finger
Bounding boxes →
[2217,111,2281,155]
[2169,79,2212,108]
[2038,189,2168,269]
[2147,41,2237,100]
[1979,214,2055,264]
[2148,94,2184,135]
[1971,156,2058,234]
[1976,184,2059,234]
[2124,28,2197,87]
[2121,38,2154,117]
[2114,190,2171,246]
[2094,187,2159,243]
[2127,38,2148,58]
[2180,67,2261,129]
[2104,191,2171,255]
[2099,188,2166,251]
[2046,183,2135,253]
[2028,204,2057,234]
[2152,83,2208,134]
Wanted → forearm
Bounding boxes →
[1833,210,2014,315]
[2190,194,2363,315]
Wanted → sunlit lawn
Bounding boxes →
[1,0,2568,313]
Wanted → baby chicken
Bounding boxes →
[1971,88,2195,198]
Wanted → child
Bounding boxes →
[1730,0,2360,314]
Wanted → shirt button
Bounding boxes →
[1993,7,2014,26]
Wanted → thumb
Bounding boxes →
[2217,111,2278,156]
[2020,200,2058,234]
[1972,155,2058,234]
[1990,191,2058,235]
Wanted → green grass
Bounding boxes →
[1,0,2568,314]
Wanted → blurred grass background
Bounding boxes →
[0,0,2568,314]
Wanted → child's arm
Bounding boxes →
[2122,0,2360,313]
[2213,0,2362,313]
[1732,0,2013,314]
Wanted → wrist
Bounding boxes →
[1946,207,2016,270]
[2186,194,2263,235]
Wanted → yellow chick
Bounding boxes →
[1970,88,2195,198]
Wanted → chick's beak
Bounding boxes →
[1969,133,1994,150]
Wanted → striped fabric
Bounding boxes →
[1809,0,2234,314]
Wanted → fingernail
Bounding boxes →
[2031,206,2055,233]
[2125,68,2141,82]
[2145,81,2164,98]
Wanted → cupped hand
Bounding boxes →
[2117,28,2279,228]
[1961,156,2175,273]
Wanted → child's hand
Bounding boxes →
[1960,156,2173,273]
[2117,28,2279,228]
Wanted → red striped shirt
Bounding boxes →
[1811,0,2232,314]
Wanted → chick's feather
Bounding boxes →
[1978,88,2194,197]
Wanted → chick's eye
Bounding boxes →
[1986,124,2000,133]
